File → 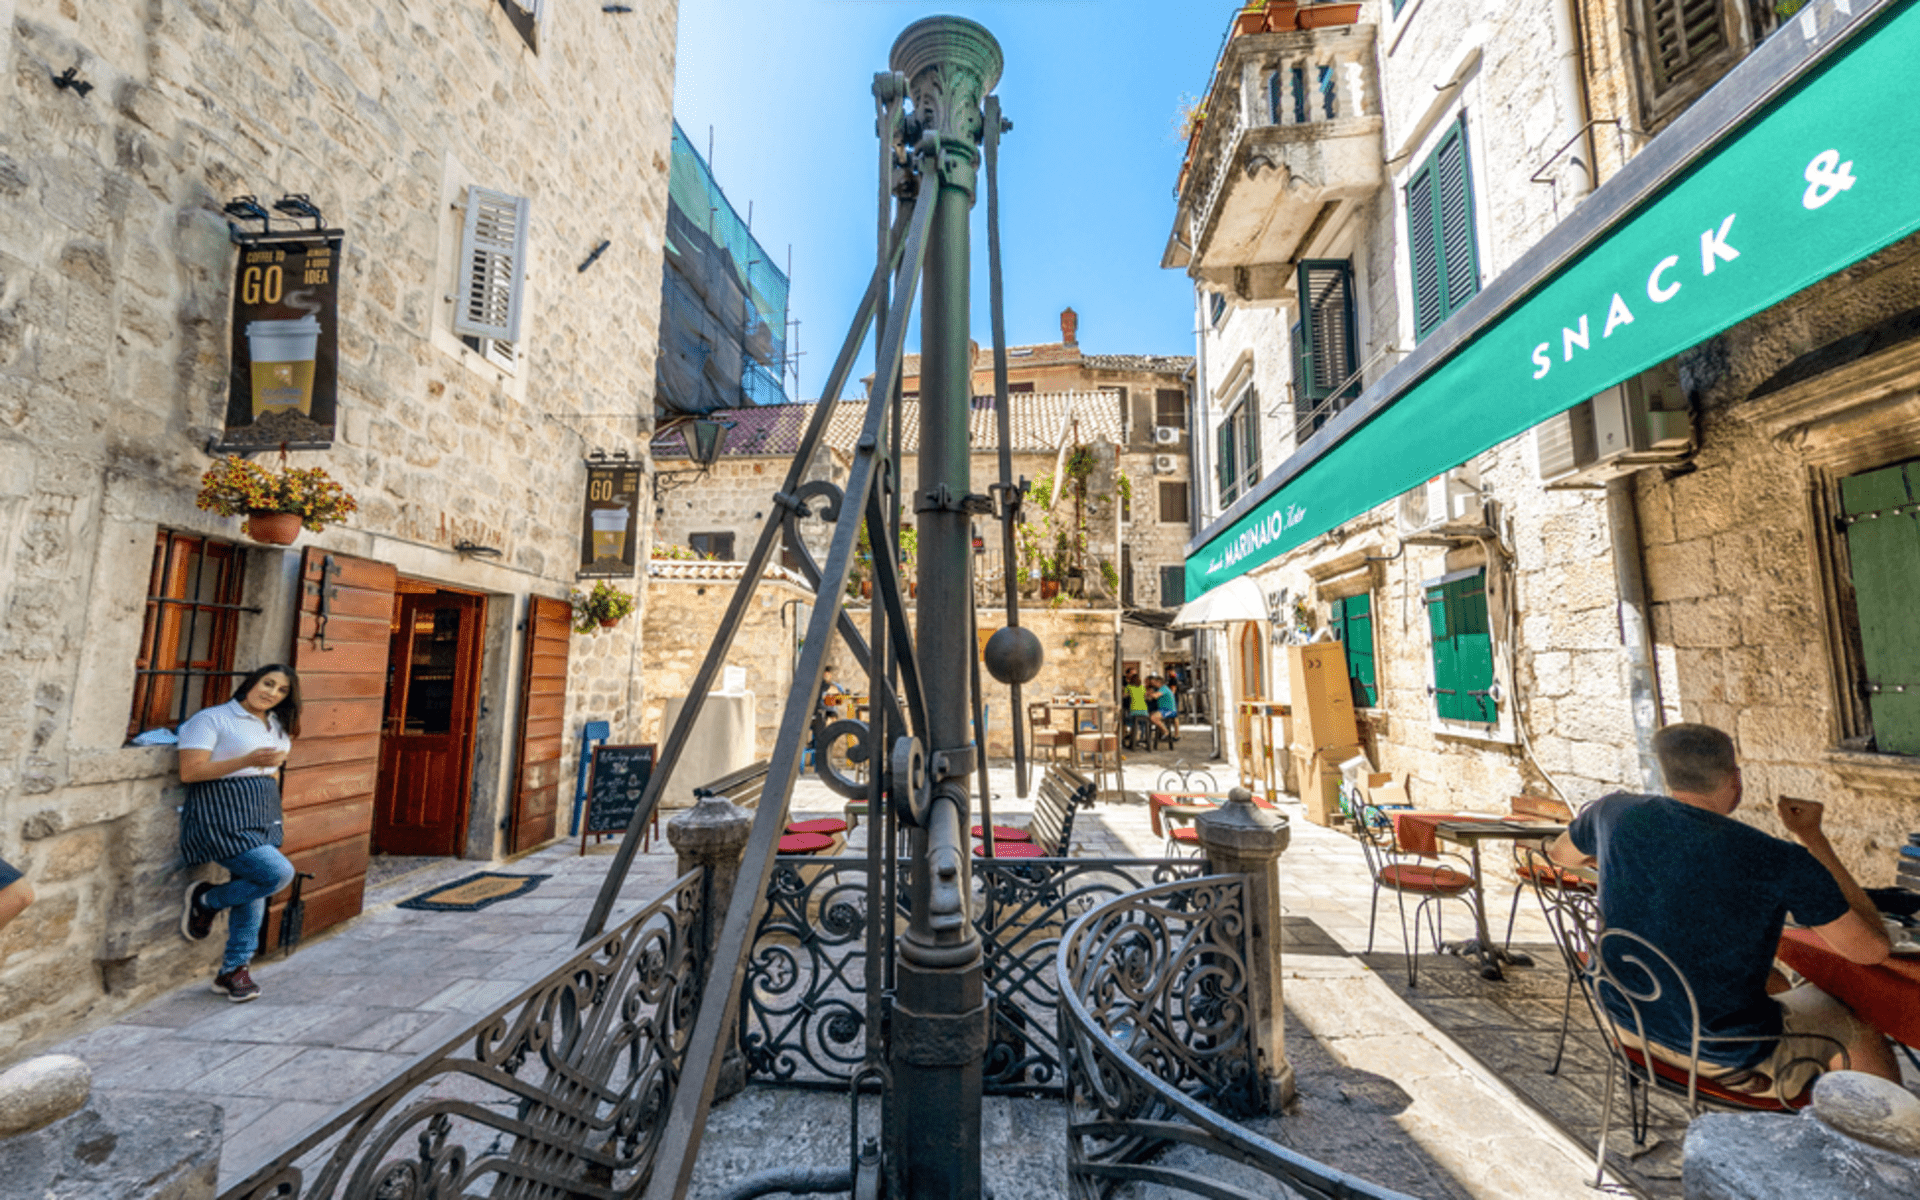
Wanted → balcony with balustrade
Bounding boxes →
[1165,22,1384,305]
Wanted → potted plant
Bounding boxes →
[1233,2,1267,36]
[196,454,358,546]
[1297,2,1362,29]
[570,580,637,633]
[1264,1,1301,31]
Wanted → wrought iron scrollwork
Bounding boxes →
[219,871,704,1200]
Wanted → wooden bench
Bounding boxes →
[972,766,1095,859]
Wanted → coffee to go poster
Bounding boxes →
[579,462,642,578]
[217,236,342,450]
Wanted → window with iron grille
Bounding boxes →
[1406,117,1479,343]
[1155,387,1187,430]
[690,531,736,561]
[1215,390,1261,508]
[129,531,250,739]
[1158,480,1190,526]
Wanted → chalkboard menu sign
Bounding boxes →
[582,743,656,851]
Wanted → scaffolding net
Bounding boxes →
[658,122,791,413]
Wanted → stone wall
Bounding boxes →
[0,0,677,1058]
[652,445,841,567]
[636,566,816,763]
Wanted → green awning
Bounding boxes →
[1187,0,1920,597]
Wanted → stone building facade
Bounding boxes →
[0,0,678,1057]
[1173,0,1920,884]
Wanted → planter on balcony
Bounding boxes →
[1264,1,1301,31]
[1297,2,1362,28]
[1234,10,1267,37]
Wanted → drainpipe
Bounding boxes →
[1551,0,1595,199]
[1607,477,1664,793]
[1188,286,1226,759]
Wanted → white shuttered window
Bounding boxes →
[455,187,529,343]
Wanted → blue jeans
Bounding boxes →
[203,845,296,973]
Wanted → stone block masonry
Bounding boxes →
[0,0,680,1059]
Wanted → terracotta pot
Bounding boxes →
[1040,580,1060,600]
[245,511,302,545]
[598,617,620,629]
[1264,1,1300,31]
[1233,11,1266,36]
[1297,2,1362,28]
[860,580,872,599]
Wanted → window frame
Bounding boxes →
[1155,387,1188,431]
[1215,388,1261,509]
[129,531,250,740]
[1160,565,1187,609]
[690,531,737,561]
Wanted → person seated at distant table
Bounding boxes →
[1121,672,1150,747]
[1548,723,1897,1097]
[1146,676,1178,744]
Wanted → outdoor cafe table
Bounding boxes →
[1391,812,1568,981]
[1777,927,1920,1050]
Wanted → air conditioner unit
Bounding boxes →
[1154,454,1179,475]
[1395,464,1486,537]
[1535,361,1693,486]
[1153,425,1182,446]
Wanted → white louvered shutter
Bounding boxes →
[455,187,529,343]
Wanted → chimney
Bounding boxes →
[1060,307,1078,346]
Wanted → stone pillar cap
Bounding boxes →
[1196,787,1291,857]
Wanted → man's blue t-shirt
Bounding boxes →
[1568,793,1850,1068]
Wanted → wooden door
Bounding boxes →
[374,590,485,857]
[509,595,571,854]
[274,549,396,950]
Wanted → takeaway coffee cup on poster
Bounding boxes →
[246,316,323,418]
[591,507,629,562]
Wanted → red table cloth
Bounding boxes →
[1777,927,1920,1049]
[1389,812,1497,857]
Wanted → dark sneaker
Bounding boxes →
[181,882,216,942]
[212,966,261,1002]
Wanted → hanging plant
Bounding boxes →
[196,453,357,545]
[571,580,637,633]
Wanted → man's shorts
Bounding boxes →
[1619,983,1872,1100]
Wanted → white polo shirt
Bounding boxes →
[176,699,290,776]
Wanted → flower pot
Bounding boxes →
[860,580,872,599]
[245,511,303,546]
[598,618,620,629]
[1297,2,1362,29]
[1233,11,1266,36]
[1040,580,1060,600]
[1264,1,1301,31]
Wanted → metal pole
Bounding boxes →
[888,18,1001,1200]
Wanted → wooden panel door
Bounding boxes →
[274,549,396,950]
[374,591,485,857]
[509,595,571,854]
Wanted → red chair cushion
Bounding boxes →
[970,824,1030,841]
[1516,860,1594,890]
[1168,827,1199,843]
[974,839,1044,858]
[778,832,835,854]
[1617,1043,1812,1111]
[1378,863,1475,893]
[786,818,848,835]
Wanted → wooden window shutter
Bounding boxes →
[1160,565,1186,608]
[1333,593,1377,708]
[1643,0,1728,94]
[455,187,529,342]
[1840,460,1920,754]
[1298,260,1358,403]
[1406,160,1443,340]
[1424,580,1460,720]
[1435,122,1480,317]
[1425,570,1494,722]
[1216,415,1237,504]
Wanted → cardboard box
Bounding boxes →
[1290,741,1360,826]
[1286,643,1358,755]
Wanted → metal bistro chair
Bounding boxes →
[1071,703,1120,799]
[1540,892,1851,1188]
[1518,843,1599,1076]
[1354,802,1481,987]
[1500,795,1584,948]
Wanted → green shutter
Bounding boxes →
[1425,570,1495,723]
[1408,118,1479,343]
[1216,417,1236,504]
[1298,260,1358,403]
[1333,593,1377,708]
[1841,460,1920,754]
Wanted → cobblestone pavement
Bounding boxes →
[41,727,1640,1199]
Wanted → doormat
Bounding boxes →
[396,872,550,913]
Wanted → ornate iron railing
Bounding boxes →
[1058,875,1417,1200]
[221,870,704,1200]
[741,856,1201,1093]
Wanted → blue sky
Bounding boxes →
[673,1,1227,398]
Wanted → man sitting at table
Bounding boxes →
[1549,722,1897,1095]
